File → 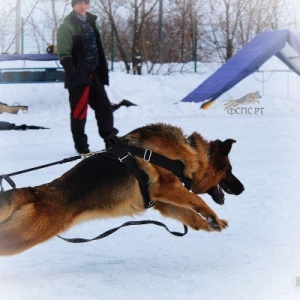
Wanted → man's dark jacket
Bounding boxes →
[57,11,108,89]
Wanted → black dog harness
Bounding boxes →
[102,134,192,208]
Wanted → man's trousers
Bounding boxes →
[68,71,114,150]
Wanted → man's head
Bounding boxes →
[72,0,89,15]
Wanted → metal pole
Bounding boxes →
[194,19,198,73]
[287,71,289,99]
[158,0,163,63]
[21,17,24,54]
[262,71,265,95]
[110,23,114,71]
[15,0,21,53]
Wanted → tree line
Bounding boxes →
[1,0,299,74]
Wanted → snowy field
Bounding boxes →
[1,58,300,299]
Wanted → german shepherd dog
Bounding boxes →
[0,123,244,256]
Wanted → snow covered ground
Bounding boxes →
[1,58,300,299]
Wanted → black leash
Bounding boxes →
[0,153,90,192]
[58,220,188,243]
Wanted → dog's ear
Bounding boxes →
[219,139,236,156]
[186,133,197,148]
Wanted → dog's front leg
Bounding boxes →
[149,171,227,231]
[153,201,227,232]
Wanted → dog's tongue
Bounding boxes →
[217,185,225,201]
[207,185,225,205]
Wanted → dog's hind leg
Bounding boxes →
[0,187,73,256]
[0,188,33,223]
[153,202,227,232]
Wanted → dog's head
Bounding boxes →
[188,134,244,205]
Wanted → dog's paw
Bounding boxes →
[207,216,228,231]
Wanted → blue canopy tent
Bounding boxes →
[181,30,300,107]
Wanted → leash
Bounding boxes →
[58,220,188,243]
[0,152,94,192]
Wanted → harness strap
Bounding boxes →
[98,151,154,208]
[58,220,188,243]
[108,134,192,190]
[0,175,16,192]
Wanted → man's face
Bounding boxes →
[73,1,89,16]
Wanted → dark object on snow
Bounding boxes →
[0,102,28,114]
[0,121,49,130]
[111,99,137,112]
[46,44,57,54]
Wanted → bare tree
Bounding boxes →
[202,0,285,63]
[284,1,300,36]
[202,0,247,62]
[2,0,40,53]
[0,3,15,53]
[0,0,294,72]
[94,0,159,74]
[238,0,285,45]
[164,0,204,63]
[25,0,70,53]
[131,0,159,74]
[93,0,132,72]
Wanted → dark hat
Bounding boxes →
[72,0,90,7]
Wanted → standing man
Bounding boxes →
[57,0,117,154]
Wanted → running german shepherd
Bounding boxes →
[0,123,244,255]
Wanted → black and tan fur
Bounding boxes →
[0,123,244,256]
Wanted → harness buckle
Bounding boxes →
[80,151,98,159]
[118,152,132,162]
[143,149,152,161]
[146,200,156,208]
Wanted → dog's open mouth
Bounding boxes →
[207,180,244,205]
[219,182,234,195]
[206,185,226,205]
